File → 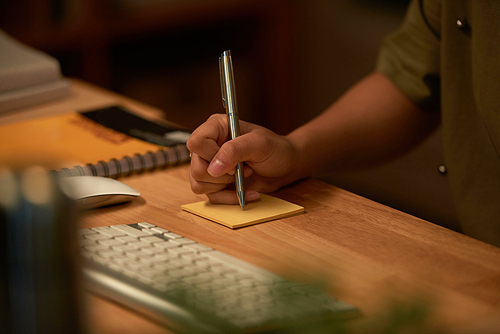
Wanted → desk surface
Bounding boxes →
[3,80,500,333]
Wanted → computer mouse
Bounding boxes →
[59,176,140,209]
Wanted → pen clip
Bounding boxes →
[219,57,227,109]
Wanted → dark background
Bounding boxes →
[0,0,410,133]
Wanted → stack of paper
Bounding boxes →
[0,30,70,114]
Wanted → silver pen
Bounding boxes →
[219,50,245,210]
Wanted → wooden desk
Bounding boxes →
[2,81,500,333]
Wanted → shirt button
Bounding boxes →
[456,18,471,34]
[438,165,447,175]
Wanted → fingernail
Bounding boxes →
[207,158,225,176]
[246,190,260,202]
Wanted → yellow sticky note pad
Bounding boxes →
[181,194,304,229]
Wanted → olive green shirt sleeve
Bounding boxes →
[375,0,442,112]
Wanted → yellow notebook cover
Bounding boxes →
[0,107,190,175]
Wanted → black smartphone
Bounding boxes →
[80,106,189,147]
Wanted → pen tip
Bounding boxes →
[237,191,245,210]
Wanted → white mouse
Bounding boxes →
[59,176,140,209]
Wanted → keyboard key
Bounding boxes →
[210,266,238,275]
[154,241,181,250]
[110,224,151,237]
[125,250,144,260]
[138,222,156,228]
[92,226,127,237]
[110,255,129,265]
[182,276,213,285]
[115,235,141,243]
[151,227,170,234]
[98,239,125,247]
[140,236,165,244]
[139,247,156,256]
[163,232,183,239]
[129,241,155,249]
[168,238,197,246]
[168,248,195,257]
[112,244,139,253]
[84,233,110,241]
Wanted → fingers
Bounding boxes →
[207,128,294,180]
[187,114,229,163]
[188,114,264,174]
[188,113,262,181]
[189,153,234,194]
[191,157,261,205]
[189,153,254,193]
[206,132,261,177]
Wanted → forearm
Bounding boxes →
[287,72,440,180]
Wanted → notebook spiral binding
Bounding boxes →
[51,144,190,179]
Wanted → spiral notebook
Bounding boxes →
[0,105,191,178]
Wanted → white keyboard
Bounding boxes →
[79,223,358,333]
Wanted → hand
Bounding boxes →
[187,114,299,204]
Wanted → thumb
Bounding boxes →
[207,137,248,177]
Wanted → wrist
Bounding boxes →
[284,130,317,182]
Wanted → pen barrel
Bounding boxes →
[235,162,245,192]
[227,113,241,140]
[220,50,240,140]
[220,50,246,209]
